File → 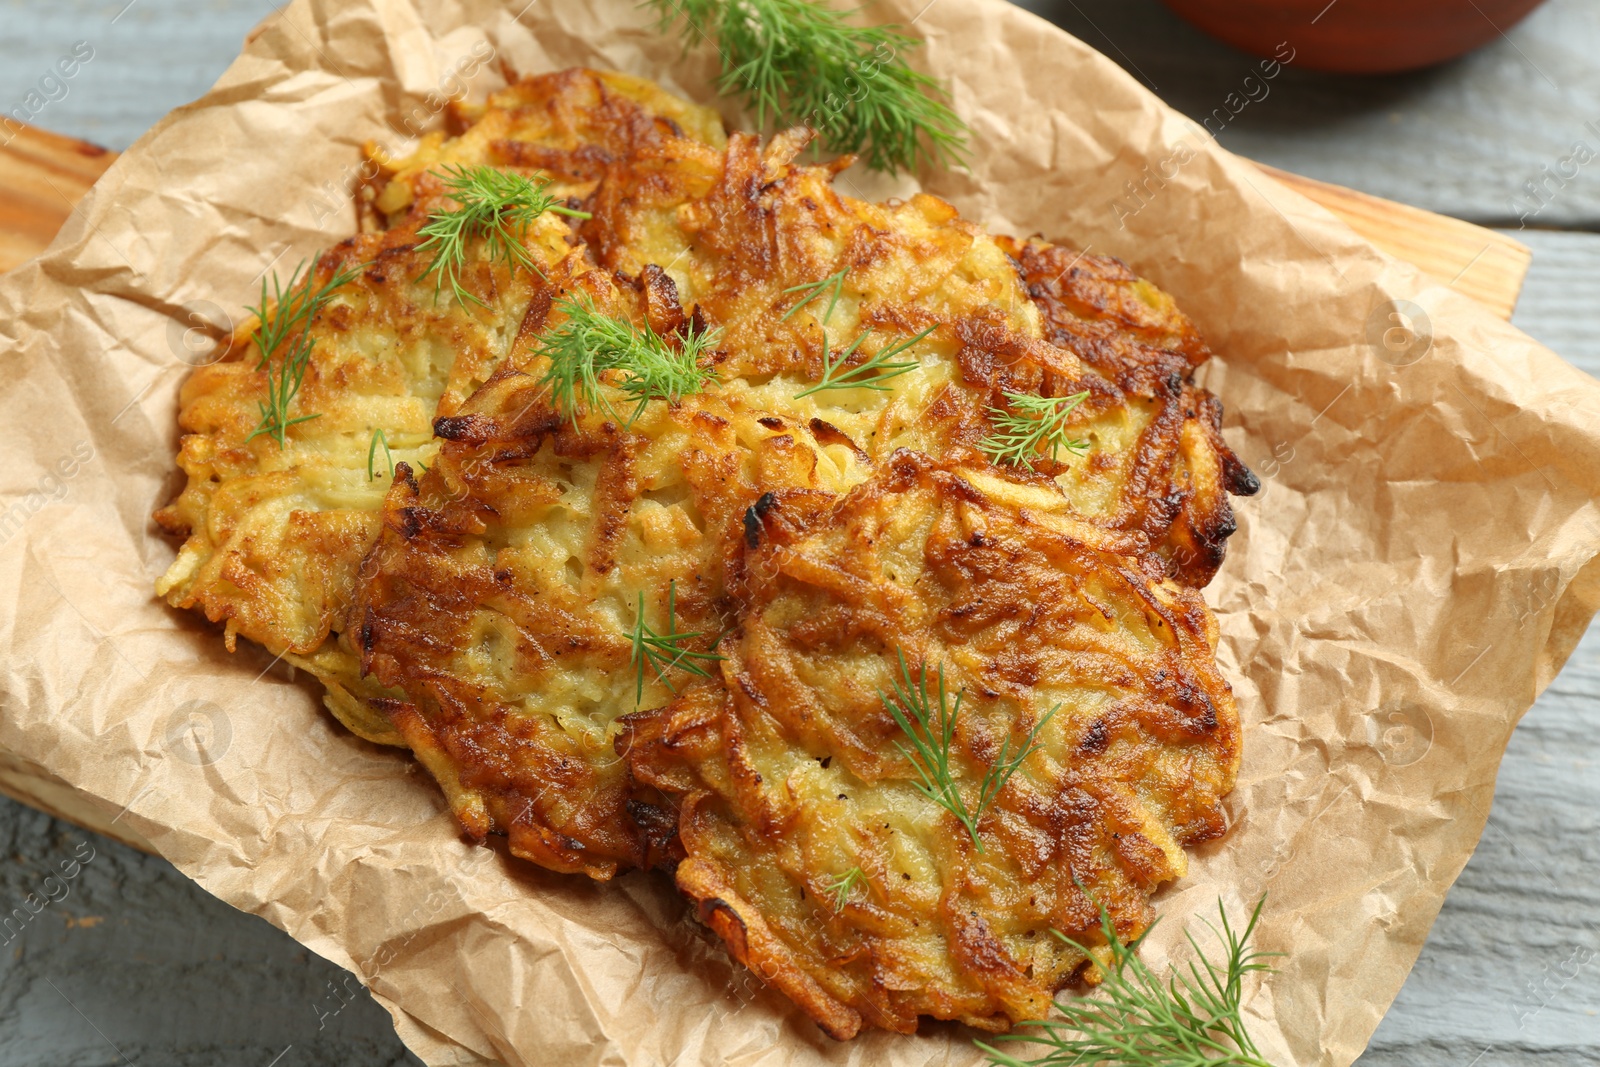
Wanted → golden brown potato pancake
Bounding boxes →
[159,66,1255,1037]
[155,70,726,746]
[578,119,1256,581]
[621,452,1240,1038]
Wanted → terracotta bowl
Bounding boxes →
[1158,0,1550,74]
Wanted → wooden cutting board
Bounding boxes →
[0,123,119,273]
[0,120,1533,855]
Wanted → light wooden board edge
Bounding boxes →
[0,121,1533,855]
[0,121,117,274]
[1261,163,1532,320]
[0,750,155,853]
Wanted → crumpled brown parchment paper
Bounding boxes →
[2,0,1598,1064]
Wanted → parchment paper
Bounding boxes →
[3,0,1598,1064]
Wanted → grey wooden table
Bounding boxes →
[2,0,1597,1064]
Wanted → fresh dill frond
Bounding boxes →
[646,0,968,174]
[246,260,355,370]
[794,324,935,399]
[534,293,720,428]
[976,895,1279,1067]
[881,649,1054,853]
[977,700,1057,831]
[415,164,591,307]
[780,266,849,323]
[243,260,360,450]
[631,580,725,704]
[367,428,394,481]
[883,651,971,847]
[824,867,865,913]
[982,390,1092,472]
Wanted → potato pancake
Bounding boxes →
[159,66,1254,1037]
[155,70,726,745]
[575,120,1256,581]
[622,452,1240,1037]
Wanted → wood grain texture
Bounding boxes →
[0,0,273,152]
[0,751,151,855]
[1363,616,1600,1065]
[0,2,1595,1066]
[0,796,411,1066]
[1501,229,1600,377]
[0,123,115,272]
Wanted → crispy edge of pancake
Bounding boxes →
[1002,238,1260,585]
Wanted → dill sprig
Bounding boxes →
[647,0,968,174]
[794,324,935,399]
[824,867,865,913]
[982,390,1092,472]
[881,649,1057,853]
[977,896,1279,1067]
[367,428,393,481]
[631,580,725,704]
[244,260,360,450]
[416,164,591,307]
[780,266,849,323]
[246,260,354,369]
[534,294,720,429]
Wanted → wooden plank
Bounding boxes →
[0,0,278,160]
[1362,616,1600,1064]
[0,121,116,272]
[1501,229,1600,379]
[0,790,414,1061]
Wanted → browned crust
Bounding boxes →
[354,409,657,876]
[1002,240,1260,585]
